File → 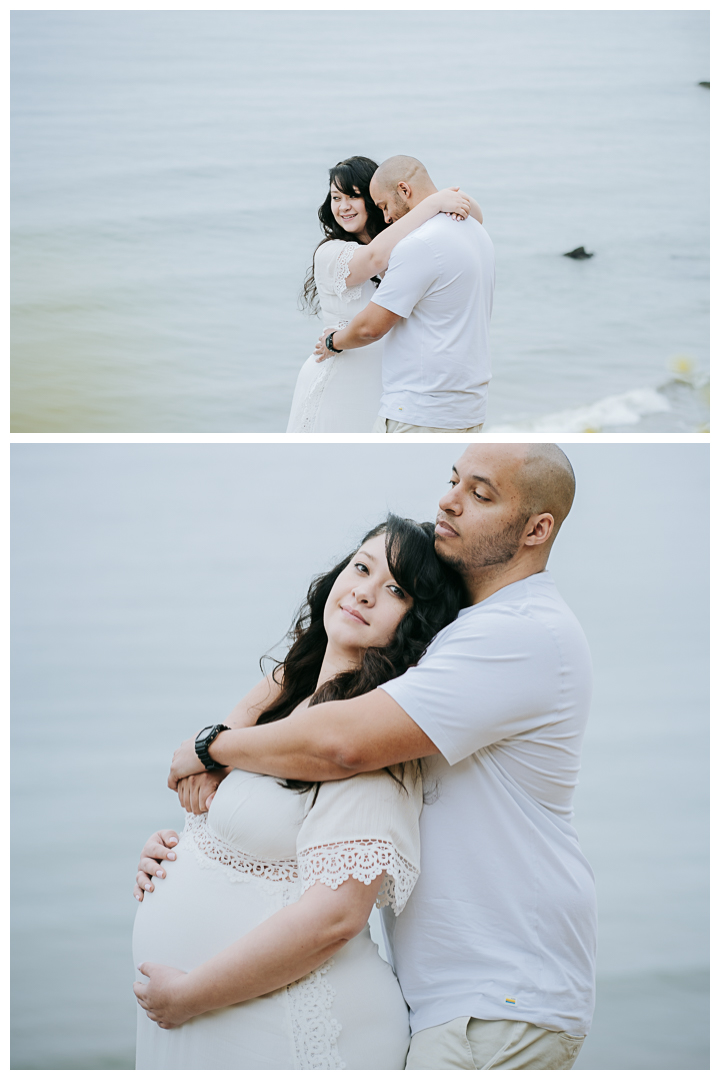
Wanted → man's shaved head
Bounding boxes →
[372,155,430,192]
[369,156,437,222]
[515,444,576,540]
[435,444,576,599]
[454,443,576,539]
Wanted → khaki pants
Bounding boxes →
[372,417,484,434]
[406,1016,585,1070]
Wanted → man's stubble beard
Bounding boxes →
[391,192,410,220]
[435,513,530,575]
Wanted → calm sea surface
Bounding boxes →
[11,11,709,433]
[11,443,709,1068]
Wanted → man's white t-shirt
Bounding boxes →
[379,571,597,1038]
[372,214,495,429]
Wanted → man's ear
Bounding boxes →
[524,513,554,547]
[397,181,412,201]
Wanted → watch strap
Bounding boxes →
[326,331,343,354]
[195,724,230,770]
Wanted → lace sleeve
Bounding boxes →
[333,242,363,302]
[295,770,423,917]
[297,838,419,915]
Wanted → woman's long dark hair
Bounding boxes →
[256,514,466,799]
[301,156,389,315]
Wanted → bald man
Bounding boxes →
[313,156,496,433]
[156,443,596,1070]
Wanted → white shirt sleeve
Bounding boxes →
[372,233,438,317]
[296,769,423,915]
[312,240,362,301]
[381,611,564,766]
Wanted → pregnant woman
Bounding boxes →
[132,515,464,1069]
[286,156,480,432]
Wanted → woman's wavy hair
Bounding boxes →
[301,156,389,315]
[256,514,466,800]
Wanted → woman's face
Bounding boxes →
[330,183,370,237]
[323,533,413,660]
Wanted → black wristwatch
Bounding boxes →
[325,331,343,354]
[195,724,230,770]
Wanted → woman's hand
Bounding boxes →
[134,962,195,1028]
[167,736,205,790]
[177,771,227,814]
[434,187,471,220]
[134,830,179,902]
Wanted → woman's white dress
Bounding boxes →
[132,767,422,1069]
[286,241,384,433]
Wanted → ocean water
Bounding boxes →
[10,11,709,433]
[10,443,709,1069]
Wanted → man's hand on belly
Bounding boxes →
[313,303,401,360]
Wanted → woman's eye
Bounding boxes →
[354,562,368,574]
[389,585,406,599]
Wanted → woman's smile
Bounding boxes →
[323,533,413,656]
[329,183,369,236]
[341,604,369,625]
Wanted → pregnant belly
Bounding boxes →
[132,834,288,974]
[132,832,411,1069]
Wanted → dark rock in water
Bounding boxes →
[698,81,709,88]
[564,246,594,260]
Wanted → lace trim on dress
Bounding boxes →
[293,319,349,432]
[181,816,344,1068]
[333,244,362,302]
[286,959,345,1069]
[182,812,299,891]
[297,838,420,916]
